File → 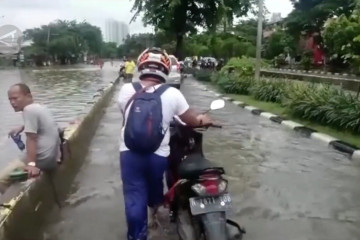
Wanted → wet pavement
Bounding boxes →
[0,63,119,169]
[43,77,360,240]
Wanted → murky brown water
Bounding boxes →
[0,63,119,169]
[43,77,360,240]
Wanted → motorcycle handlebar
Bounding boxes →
[171,118,222,129]
[192,123,222,129]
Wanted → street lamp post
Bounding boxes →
[255,0,264,80]
[47,25,51,61]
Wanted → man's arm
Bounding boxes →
[8,125,24,137]
[178,108,201,127]
[23,107,39,164]
[179,109,212,127]
[173,90,212,127]
[25,133,37,164]
[23,108,41,177]
[25,132,40,177]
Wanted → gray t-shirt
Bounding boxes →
[23,103,59,170]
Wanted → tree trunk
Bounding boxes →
[175,33,184,60]
[60,56,66,65]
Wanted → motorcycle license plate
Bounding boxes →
[189,193,232,216]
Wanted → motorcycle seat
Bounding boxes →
[178,153,223,180]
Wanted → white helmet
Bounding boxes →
[137,47,171,83]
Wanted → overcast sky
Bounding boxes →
[0,0,293,35]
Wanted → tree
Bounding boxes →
[232,19,258,45]
[117,33,155,58]
[102,42,118,58]
[264,29,296,59]
[323,8,360,73]
[23,20,103,65]
[75,22,103,55]
[131,0,254,59]
[286,0,355,38]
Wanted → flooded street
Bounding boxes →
[0,63,119,169]
[43,77,360,240]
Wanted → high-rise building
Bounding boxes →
[270,13,282,24]
[105,19,129,46]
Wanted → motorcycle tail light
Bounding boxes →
[191,183,207,195]
[202,179,219,195]
[218,179,228,193]
[192,173,227,196]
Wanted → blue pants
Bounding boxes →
[120,151,168,240]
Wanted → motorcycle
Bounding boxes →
[165,99,246,240]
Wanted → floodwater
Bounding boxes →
[43,76,360,240]
[0,63,119,169]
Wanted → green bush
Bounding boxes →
[193,69,212,82]
[210,70,360,133]
[301,50,313,70]
[220,57,269,77]
[272,54,287,68]
[224,75,253,94]
[284,83,360,133]
[212,71,254,94]
[250,78,287,103]
[221,57,255,76]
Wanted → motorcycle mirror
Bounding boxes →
[210,99,225,111]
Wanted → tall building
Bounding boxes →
[269,13,282,24]
[105,19,129,46]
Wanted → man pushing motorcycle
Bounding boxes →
[117,47,213,240]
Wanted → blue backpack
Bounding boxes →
[124,82,170,154]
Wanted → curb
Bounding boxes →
[204,82,360,160]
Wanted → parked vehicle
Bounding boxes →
[165,99,246,240]
[200,57,217,70]
[168,55,182,89]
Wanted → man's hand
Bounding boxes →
[8,126,24,137]
[25,165,40,178]
[196,114,212,127]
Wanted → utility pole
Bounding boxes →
[255,0,264,80]
[47,25,50,60]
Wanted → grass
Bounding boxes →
[228,94,359,148]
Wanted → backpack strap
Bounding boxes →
[123,82,145,114]
[132,82,142,92]
[153,84,170,97]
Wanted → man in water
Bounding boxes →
[0,83,60,193]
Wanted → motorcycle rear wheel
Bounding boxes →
[176,209,202,240]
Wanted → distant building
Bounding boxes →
[270,13,282,24]
[104,19,129,46]
[263,13,284,39]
